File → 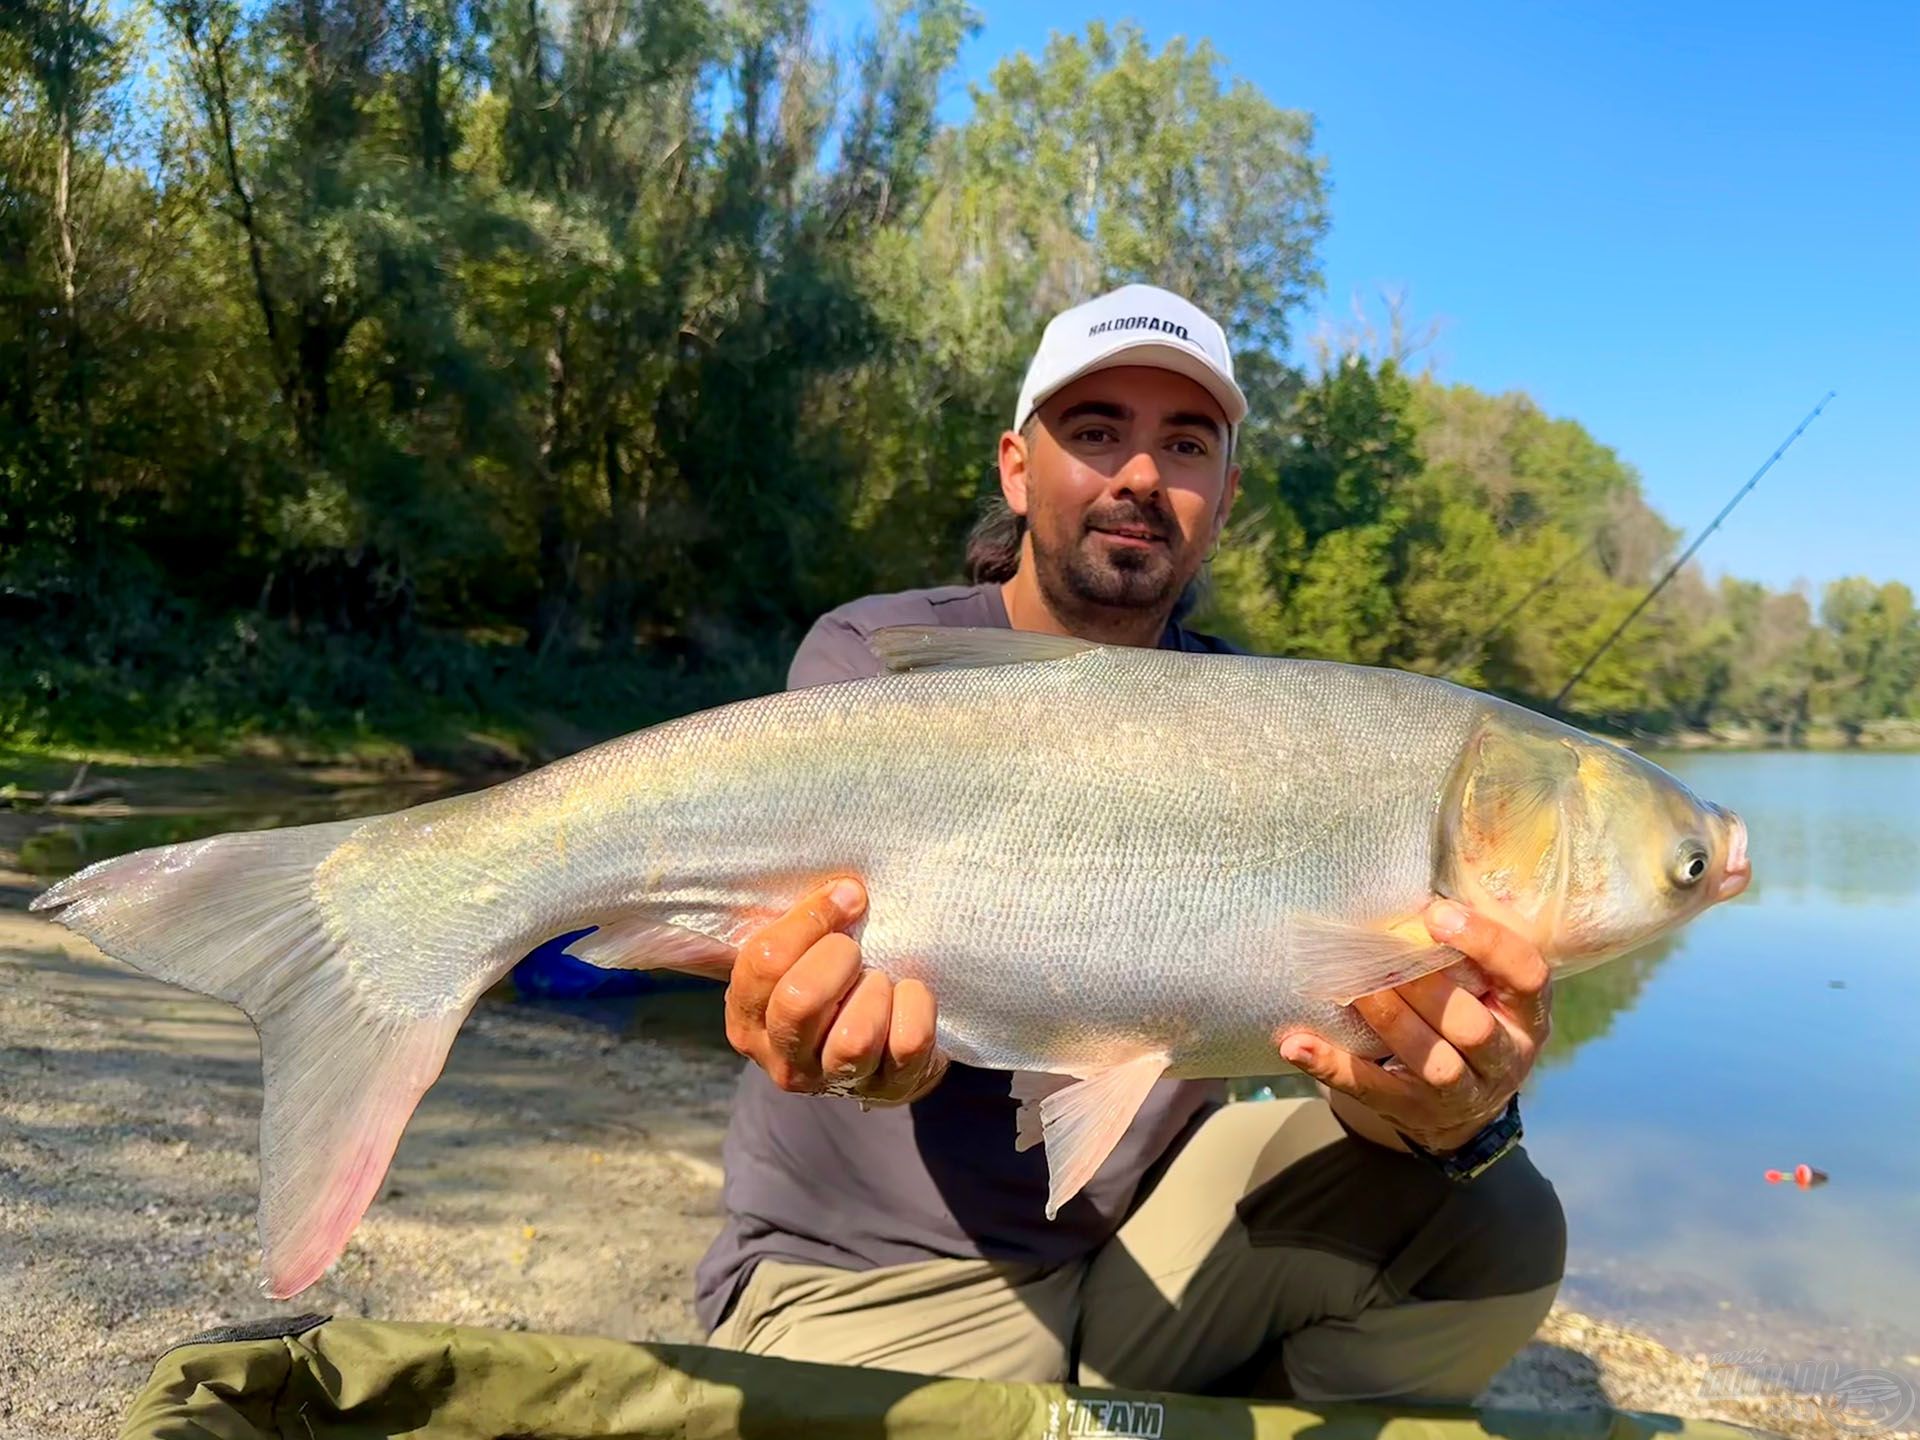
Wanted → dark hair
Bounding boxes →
[965,494,1027,585]
[964,417,1040,585]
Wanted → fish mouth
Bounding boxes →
[1716,813,1751,900]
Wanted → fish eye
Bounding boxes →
[1673,844,1710,888]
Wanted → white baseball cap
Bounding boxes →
[1013,283,1248,439]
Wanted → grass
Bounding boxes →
[1,604,788,777]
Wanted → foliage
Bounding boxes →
[1194,361,1914,741]
[0,1,1912,758]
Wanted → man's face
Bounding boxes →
[1002,366,1240,615]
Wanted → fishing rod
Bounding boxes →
[1551,390,1836,711]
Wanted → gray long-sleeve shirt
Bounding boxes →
[692,582,1239,1331]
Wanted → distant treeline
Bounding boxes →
[2,0,1914,756]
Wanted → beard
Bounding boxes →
[1031,498,1190,614]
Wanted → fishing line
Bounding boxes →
[1441,535,1599,680]
[1551,390,1836,711]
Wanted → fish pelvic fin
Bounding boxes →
[1014,1054,1169,1220]
[1290,913,1463,1008]
[867,625,1099,673]
[31,818,464,1297]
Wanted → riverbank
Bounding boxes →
[2,756,1914,1439]
[7,685,1919,808]
[1639,717,1920,753]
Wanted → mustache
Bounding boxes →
[1082,502,1180,541]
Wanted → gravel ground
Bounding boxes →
[0,906,740,1438]
[1,782,1911,1439]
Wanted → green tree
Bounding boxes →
[955,21,1327,354]
[1819,579,1920,734]
[1,2,1912,760]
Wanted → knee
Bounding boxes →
[1414,1146,1566,1305]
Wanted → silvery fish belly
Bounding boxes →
[710,646,1488,1077]
[32,625,1751,1296]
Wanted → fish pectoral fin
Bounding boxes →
[1442,719,1580,930]
[567,915,737,981]
[1009,1071,1076,1152]
[867,625,1100,673]
[1291,913,1462,1007]
[1025,1053,1169,1220]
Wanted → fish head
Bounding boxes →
[1439,710,1750,969]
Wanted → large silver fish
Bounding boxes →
[32,627,1750,1296]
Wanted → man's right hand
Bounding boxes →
[723,878,947,1106]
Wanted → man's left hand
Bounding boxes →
[1277,900,1553,1154]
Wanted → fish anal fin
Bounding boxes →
[567,915,736,981]
[1009,1071,1075,1152]
[1292,913,1462,1007]
[1027,1054,1169,1219]
[867,625,1099,674]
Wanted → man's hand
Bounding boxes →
[723,878,947,1106]
[1277,900,1552,1154]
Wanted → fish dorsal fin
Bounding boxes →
[1009,1053,1168,1219]
[1442,717,1581,929]
[867,625,1100,674]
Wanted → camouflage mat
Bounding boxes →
[120,1313,1770,1439]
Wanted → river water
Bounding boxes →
[1527,751,1920,1370]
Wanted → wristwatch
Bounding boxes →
[1398,1095,1523,1183]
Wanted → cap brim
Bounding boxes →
[1020,338,1249,434]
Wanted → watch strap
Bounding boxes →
[1398,1094,1523,1183]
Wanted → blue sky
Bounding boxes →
[833,0,1919,593]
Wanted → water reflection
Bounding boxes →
[1537,936,1675,1071]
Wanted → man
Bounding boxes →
[692,284,1565,1402]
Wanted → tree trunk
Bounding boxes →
[183,10,292,426]
[529,306,574,657]
[419,45,448,180]
[600,423,644,656]
[51,0,96,557]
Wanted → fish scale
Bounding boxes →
[339,645,1462,1069]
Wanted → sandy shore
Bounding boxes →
[0,771,1909,1439]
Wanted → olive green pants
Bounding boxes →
[709,1098,1565,1403]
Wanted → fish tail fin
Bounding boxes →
[32,819,462,1297]
[256,1000,462,1297]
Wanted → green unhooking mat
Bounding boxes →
[120,1314,1768,1440]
